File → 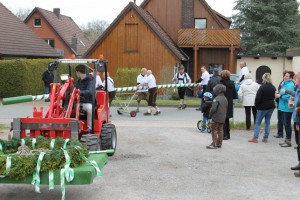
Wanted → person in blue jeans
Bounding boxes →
[201,92,213,132]
[275,71,295,147]
[248,73,276,143]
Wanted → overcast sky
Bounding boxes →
[0,0,237,26]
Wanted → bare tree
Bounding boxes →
[14,8,32,21]
[80,20,109,43]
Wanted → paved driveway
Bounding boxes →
[0,102,298,200]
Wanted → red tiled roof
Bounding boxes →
[85,2,188,61]
[178,29,240,47]
[0,3,60,58]
[25,7,91,56]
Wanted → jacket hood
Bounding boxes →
[242,79,253,85]
[213,84,226,95]
[221,79,235,88]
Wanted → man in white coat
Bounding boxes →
[239,61,250,84]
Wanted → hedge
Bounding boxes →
[0,59,73,98]
[114,68,140,87]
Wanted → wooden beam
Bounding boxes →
[193,46,199,96]
[229,45,235,73]
[193,45,199,82]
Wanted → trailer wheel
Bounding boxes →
[100,124,117,156]
[80,134,101,151]
[130,111,137,117]
[117,108,123,115]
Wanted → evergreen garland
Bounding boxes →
[0,137,88,179]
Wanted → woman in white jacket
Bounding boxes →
[238,73,260,130]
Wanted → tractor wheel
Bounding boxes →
[130,111,137,117]
[197,120,203,131]
[100,124,117,156]
[80,134,101,151]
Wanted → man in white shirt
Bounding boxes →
[239,61,250,83]
[139,70,161,116]
[172,65,191,109]
[95,70,103,89]
[196,66,210,111]
[136,68,148,112]
[103,72,116,106]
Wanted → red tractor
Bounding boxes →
[11,58,117,155]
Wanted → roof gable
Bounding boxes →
[0,3,60,58]
[141,0,231,28]
[84,2,188,61]
[25,7,91,56]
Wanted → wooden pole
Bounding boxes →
[229,45,235,73]
[193,46,199,95]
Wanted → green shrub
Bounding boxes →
[114,68,140,87]
[0,59,72,98]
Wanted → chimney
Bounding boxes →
[71,34,77,53]
[53,8,60,19]
[134,0,136,4]
[182,0,194,28]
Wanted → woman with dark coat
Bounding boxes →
[220,70,237,140]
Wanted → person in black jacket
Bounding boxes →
[220,70,237,140]
[42,68,54,102]
[75,64,94,133]
[274,70,288,138]
[206,68,221,97]
[248,73,276,143]
[200,92,213,132]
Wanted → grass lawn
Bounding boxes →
[114,96,243,107]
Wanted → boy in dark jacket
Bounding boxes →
[200,92,213,132]
[75,64,94,133]
[206,84,228,149]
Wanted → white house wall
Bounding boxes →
[292,56,300,73]
[236,57,292,88]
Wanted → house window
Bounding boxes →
[44,39,55,48]
[34,18,41,27]
[195,18,207,29]
[125,23,138,52]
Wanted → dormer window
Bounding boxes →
[34,18,41,27]
[195,18,207,29]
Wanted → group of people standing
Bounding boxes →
[234,64,300,177]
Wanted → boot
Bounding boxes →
[291,162,300,170]
[280,139,292,147]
